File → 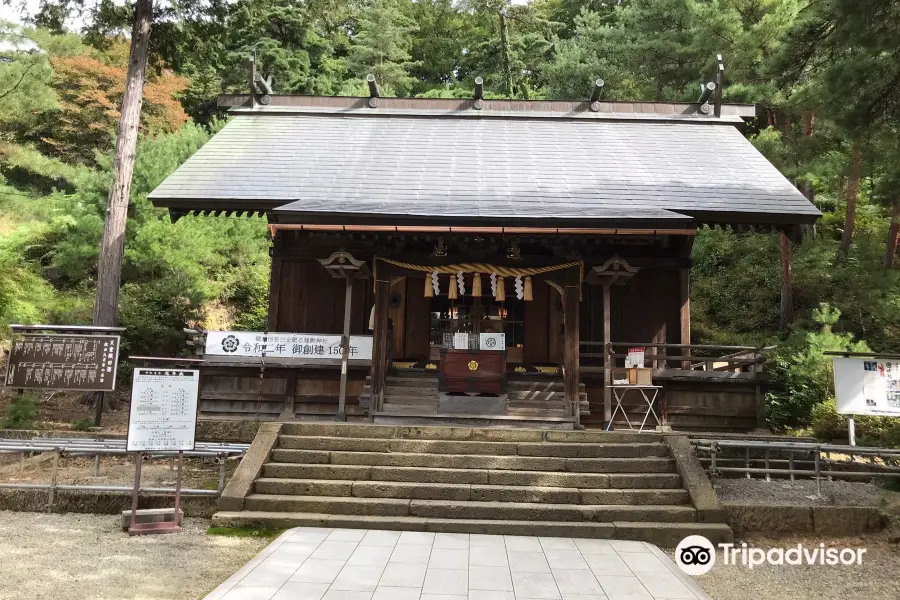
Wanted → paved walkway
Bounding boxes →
[205,527,713,600]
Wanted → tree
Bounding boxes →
[347,0,417,96]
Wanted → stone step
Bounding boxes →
[252,478,691,505]
[269,449,677,473]
[276,436,670,458]
[278,422,662,443]
[262,463,683,489]
[211,512,734,546]
[241,494,697,523]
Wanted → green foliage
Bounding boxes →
[71,418,93,431]
[207,526,284,538]
[810,399,900,448]
[348,0,418,96]
[2,393,39,429]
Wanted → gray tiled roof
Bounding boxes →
[148,112,820,225]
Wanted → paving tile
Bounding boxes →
[560,595,609,600]
[540,537,579,551]
[469,591,516,600]
[320,592,373,600]
[543,549,589,570]
[618,553,667,575]
[573,540,616,556]
[311,541,360,561]
[289,528,334,544]
[422,569,468,596]
[272,582,330,600]
[584,553,633,577]
[221,588,280,600]
[635,573,696,599]
[433,533,469,549]
[290,559,346,584]
[269,542,318,562]
[504,536,543,552]
[398,531,436,545]
[379,563,428,587]
[419,595,466,600]
[429,548,469,570]
[609,541,651,554]
[470,546,510,567]
[347,545,393,567]
[236,561,298,588]
[511,572,561,599]
[390,543,433,564]
[360,530,402,547]
[469,565,514,591]
[507,551,551,574]
[330,564,386,592]
[328,529,368,542]
[595,576,653,600]
[371,586,422,600]
[470,534,506,548]
[551,569,605,596]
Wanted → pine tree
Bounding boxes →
[347,0,418,96]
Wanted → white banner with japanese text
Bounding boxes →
[204,331,373,361]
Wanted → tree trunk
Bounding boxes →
[885,199,900,269]
[88,0,153,422]
[839,142,862,256]
[780,230,793,330]
[498,10,513,98]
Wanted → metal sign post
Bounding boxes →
[125,356,202,536]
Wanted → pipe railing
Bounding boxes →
[0,437,248,510]
[580,341,769,372]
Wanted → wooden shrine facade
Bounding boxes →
[149,87,820,431]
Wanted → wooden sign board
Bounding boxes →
[4,334,120,392]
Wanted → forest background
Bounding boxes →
[0,0,898,442]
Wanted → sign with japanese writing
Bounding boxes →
[4,334,120,392]
[833,358,900,417]
[127,369,200,452]
[479,333,506,351]
[204,331,373,361]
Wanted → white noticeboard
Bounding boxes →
[127,369,200,452]
[479,333,506,351]
[625,347,646,368]
[204,331,373,361]
[833,357,900,417]
[453,333,470,350]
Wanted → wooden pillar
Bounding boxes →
[266,231,282,331]
[679,269,690,369]
[780,230,793,330]
[371,277,390,414]
[563,268,581,426]
[336,277,354,421]
[602,281,612,423]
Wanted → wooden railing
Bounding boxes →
[580,341,770,374]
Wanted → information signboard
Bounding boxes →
[126,369,200,452]
[833,357,900,417]
[4,334,120,392]
[204,331,373,360]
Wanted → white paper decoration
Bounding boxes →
[514,276,524,300]
[457,272,466,296]
[490,273,497,296]
[431,271,439,296]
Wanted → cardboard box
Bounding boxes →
[627,367,652,386]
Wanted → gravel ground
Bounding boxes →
[691,534,900,600]
[0,511,268,600]
[714,477,900,509]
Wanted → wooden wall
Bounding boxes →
[274,259,372,335]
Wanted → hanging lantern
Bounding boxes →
[448,274,458,299]
[495,276,505,302]
[472,273,482,297]
[524,276,533,301]
[457,272,466,296]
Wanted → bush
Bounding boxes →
[1,393,39,429]
[810,398,900,448]
[71,418,93,431]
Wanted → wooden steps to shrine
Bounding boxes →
[213,423,733,546]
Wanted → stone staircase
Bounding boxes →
[215,423,733,546]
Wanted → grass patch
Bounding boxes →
[207,526,284,538]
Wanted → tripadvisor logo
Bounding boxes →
[675,536,867,575]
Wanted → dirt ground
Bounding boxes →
[0,511,268,600]
[694,533,900,600]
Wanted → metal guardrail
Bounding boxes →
[691,438,900,497]
[0,437,249,509]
